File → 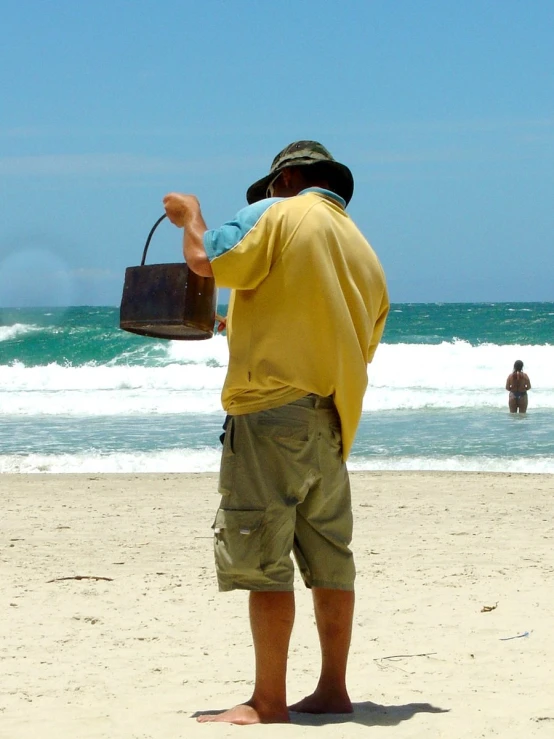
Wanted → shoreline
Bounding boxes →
[2,471,554,738]
[2,469,553,478]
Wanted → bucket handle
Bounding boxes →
[140,214,167,266]
[140,212,226,326]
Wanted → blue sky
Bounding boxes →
[0,0,553,306]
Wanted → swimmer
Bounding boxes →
[505,360,531,413]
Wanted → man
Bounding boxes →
[163,141,389,725]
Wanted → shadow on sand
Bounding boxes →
[193,701,449,727]
[291,701,449,727]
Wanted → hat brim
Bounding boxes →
[246,160,354,206]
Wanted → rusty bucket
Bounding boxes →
[120,214,217,340]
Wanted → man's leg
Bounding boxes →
[197,591,294,724]
[289,587,354,714]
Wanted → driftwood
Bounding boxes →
[481,602,498,612]
[47,575,113,583]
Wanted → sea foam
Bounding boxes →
[2,339,553,416]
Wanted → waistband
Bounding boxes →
[291,393,335,409]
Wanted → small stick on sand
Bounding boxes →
[47,575,114,583]
[375,652,438,661]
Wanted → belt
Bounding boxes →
[292,393,335,409]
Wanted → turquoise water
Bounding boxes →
[1,302,552,366]
[1,303,553,473]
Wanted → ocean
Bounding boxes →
[1,302,553,474]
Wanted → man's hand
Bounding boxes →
[163,193,201,228]
[215,313,227,333]
[162,192,213,277]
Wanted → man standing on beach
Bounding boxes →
[163,141,389,725]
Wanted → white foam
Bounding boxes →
[369,341,554,391]
[3,450,553,475]
[0,323,40,341]
[2,340,553,416]
[0,447,222,474]
[347,455,554,474]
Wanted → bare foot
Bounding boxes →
[289,691,353,714]
[197,702,290,725]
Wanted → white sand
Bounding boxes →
[1,471,553,738]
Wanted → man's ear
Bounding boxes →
[280,167,293,186]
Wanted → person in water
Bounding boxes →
[505,360,531,413]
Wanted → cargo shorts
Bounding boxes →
[212,394,355,592]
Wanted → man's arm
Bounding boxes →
[163,193,213,277]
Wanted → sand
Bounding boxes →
[1,471,553,738]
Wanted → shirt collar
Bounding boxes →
[299,187,346,209]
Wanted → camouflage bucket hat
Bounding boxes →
[246,140,354,205]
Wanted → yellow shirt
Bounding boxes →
[204,188,389,459]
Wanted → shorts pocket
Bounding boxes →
[329,423,343,456]
[257,415,309,441]
[218,416,236,496]
[212,509,265,579]
[256,414,309,456]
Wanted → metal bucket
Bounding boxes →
[120,214,217,340]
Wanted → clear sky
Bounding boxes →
[1,0,553,307]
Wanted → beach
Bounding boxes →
[2,471,553,738]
